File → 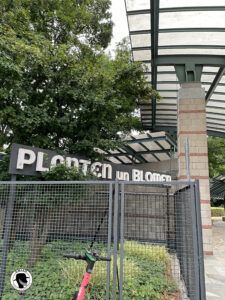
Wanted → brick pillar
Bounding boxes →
[178,82,213,255]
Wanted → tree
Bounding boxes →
[0,0,159,158]
[0,1,160,268]
[208,136,225,178]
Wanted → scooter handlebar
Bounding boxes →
[63,253,111,262]
[63,254,86,260]
[96,256,111,262]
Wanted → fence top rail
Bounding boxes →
[123,192,174,196]
[0,180,114,184]
[119,180,194,186]
[0,180,195,186]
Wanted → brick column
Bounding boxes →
[178,82,213,255]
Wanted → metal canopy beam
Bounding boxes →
[141,103,176,107]
[165,134,177,151]
[213,91,225,95]
[207,130,225,138]
[207,106,225,111]
[131,134,159,161]
[106,149,170,157]
[131,134,161,162]
[160,6,225,12]
[206,67,225,103]
[143,110,177,114]
[145,126,225,139]
[209,100,225,103]
[155,55,225,67]
[156,71,217,75]
[157,89,178,92]
[207,82,225,88]
[151,126,177,132]
[133,45,225,51]
[105,149,130,164]
[150,0,159,130]
[146,133,168,160]
[130,28,225,35]
[207,111,225,117]
[122,145,147,164]
[207,116,225,122]
[132,29,225,36]
[125,136,167,144]
[207,127,225,133]
[104,157,123,164]
[127,7,225,15]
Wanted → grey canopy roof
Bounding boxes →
[124,0,225,138]
[99,131,176,164]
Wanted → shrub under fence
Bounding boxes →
[1,240,179,300]
[211,207,225,217]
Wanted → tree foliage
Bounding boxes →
[41,163,94,181]
[208,136,225,178]
[0,0,159,158]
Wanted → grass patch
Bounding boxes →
[60,256,141,300]
[123,240,170,263]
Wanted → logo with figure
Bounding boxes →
[10,269,32,291]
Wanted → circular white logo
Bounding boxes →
[10,269,32,291]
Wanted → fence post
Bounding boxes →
[185,137,191,181]
[119,183,125,300]
[190,182,201,299]
[166,187,171,249]
[0,175,17,299]
[112,181,119,300]
[194,180,206,300]
[106,183,113,300]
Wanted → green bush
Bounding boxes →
[1,240,178,300]
[211,207,225,217]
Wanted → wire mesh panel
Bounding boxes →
[119,182,204,300]
[0,182,113,300]
[174,186,198,300]
[123,185,171,243]
[120,184,178,300]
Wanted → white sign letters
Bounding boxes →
[10,144,172,182]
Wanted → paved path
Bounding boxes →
[205,219,225,300]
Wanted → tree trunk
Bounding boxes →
[8,208,20,251]
[28,208,53,267]
[0,205,6,238]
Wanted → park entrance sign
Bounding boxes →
[9,144,171,182]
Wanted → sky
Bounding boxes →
[108,0,140,132]
[108,0,129,52]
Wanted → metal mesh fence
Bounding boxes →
[174,186,196,300]
[0,182,112,300]
[0,181,205,300]
[119,182,203,300]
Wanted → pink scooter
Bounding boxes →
[63,250,111,300]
